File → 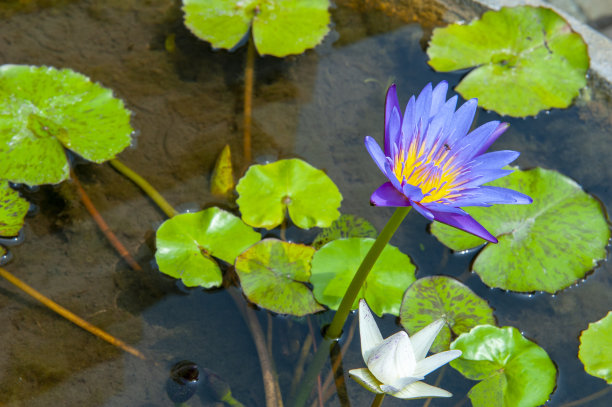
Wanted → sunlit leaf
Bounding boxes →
[0,65,133,185]
[182,0,331,57]
[235,239,324,316]
[236,159,342,230]
[210,144,234,197]
[400,276,495,353]
[431,167,610,293]
[312,214,377,249]
[155,207,260,288]
[310,238,416,316]
[579,311,612,383]
[451,325,556,407]
[427,6,588,117]
[0,181,29,237]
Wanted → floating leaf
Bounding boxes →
[0,181,29,237]
[0,65,133,185]
[312,214,377,249]
[451,325,556,407]
[431,168,610,293]
[310,238,416,316]
[579,311,612,383]
[210,144,234,197]
[236,159,342,230]
[155,207,260,288]
[427,6,588,117]
[399,276,495,353]
[235,239,324,316]
[182,0,331,57]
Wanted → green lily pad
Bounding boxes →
[155,207,260,288]
[182,0,330,57]
[235,239,324,316]
[431,167,610,293]
[312,214,377,249]
[399,276,495,353]
[0,181,29,237]
[451,325,557,407]
[0,65,133,185]
[236,159,342,230]
[579,311,612,383]
[427,6,588,117]
[310,238,416,316]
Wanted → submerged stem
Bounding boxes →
[243,37,255,164]
[371,393,385,407]
[0,267,146,360]
[109,159,177,218]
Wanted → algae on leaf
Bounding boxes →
[0,65,133,185]
[0,181,29,237]
[427,6,588,117]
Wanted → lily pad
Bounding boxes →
[0,64,133,185]
[235,239,324,316]
[0,181,29,237]
[310,238,416,316]
[399,276,495,353]
[236,159,342,230]
[155,207,260,288]
[312,214,377,249]
[427,6,588,117]
[451,325,556,407]
[579,311,612,383]
[431,167,610,293]
[210,144,234,197]
[182,0,330,57]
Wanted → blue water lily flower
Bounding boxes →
[365,82,532,243]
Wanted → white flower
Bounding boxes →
[348,299,462,399]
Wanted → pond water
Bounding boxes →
[0,0,611,406]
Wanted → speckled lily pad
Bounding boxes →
[0,181,29,237]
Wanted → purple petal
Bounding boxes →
[365,136,387,175]
[456,169,514,189]
[383,161,403,192]
[474,122,509,156]
[415,83,433,122]
[430,209,498,243]
[421,202,469,214]
[445,99,477,147]
[430,81,449,115]
[402,183,425,201]
[469,150,520,169]
[411,201,435,220]
[402,96,417,142]
[371,182,411,206]
[452,121,501,163]
[385,85,401,155]
[452,186,532,206]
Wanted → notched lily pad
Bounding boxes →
[0,181,29,237]
[155,207,260,288]
[579,311,612,383]
[0,64,133,185]
[236,159,342,230]
[451,325,557,407]
[182,0,331,57]
[427,6,588,117]
[310,237,416,316]
[312,214,377,249]
[235,239,324,316]
[399,276,495,353]
[431,167,610,293]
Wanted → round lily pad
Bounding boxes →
[155,207,260,288]
[236,159,342,230]
[579,311,612,383]
[451,325,557,407]
[310,237,416,316]
[235,239,324,316]
[399,276,495,353]
[431,167,610,293]
[427,6,588,117]
[182,0,331,57]
[0,181,29,237]
[312,214,377,249]
[0,64,133,185]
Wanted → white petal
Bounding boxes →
[390,380,453,399]
[366,331,417,388]
[359,299,383,362]
[413,350,462,377]
[348,368,384,394]
[410,319,445,361]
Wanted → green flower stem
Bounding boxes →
[109,159,178,218]
[372,393,385,407]
[325,206,411,340]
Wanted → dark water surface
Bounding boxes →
[0,0,610,406]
